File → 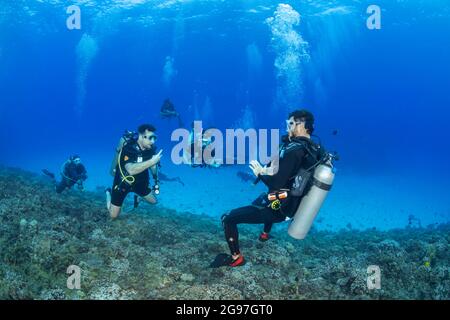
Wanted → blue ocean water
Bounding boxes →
[0,0,449,231]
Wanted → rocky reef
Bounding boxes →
[0,166,448,300]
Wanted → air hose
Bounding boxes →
[116,147,135,188]
[60,161,78,183]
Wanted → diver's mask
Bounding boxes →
[144,134,157,142]
[71,157,81,164]
[286,120,304,133]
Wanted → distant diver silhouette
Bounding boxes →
[160,98,183,127]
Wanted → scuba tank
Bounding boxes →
[110,130,160,194]
[110,130,138,176]
[288,152,337,240]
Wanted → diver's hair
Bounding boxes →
[138,124,156,134]
[289,109,315,134]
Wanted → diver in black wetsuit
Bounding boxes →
[160,98,183,127]
[42,155,88,193]
[106,124,163,219]
[211,110,323,268]
[185,124,221,168]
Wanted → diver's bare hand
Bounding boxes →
[249,160,266,177]
[150,150,163,166]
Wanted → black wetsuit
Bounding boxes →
[56,162,87,193]
[161,101,176,115]
[221,136,321,256]
[111,141,156,207]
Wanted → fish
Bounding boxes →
[159,172,185,187]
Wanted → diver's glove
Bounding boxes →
[249,160,269,177]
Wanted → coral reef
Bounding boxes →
[0,166,448,300]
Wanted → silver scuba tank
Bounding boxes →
[288,161,335,240]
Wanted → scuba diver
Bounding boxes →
[106,124,163,219]
[42,155,88,193]
[160,98,183,127]
[211,110,326,268]
[184,124,221,168]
